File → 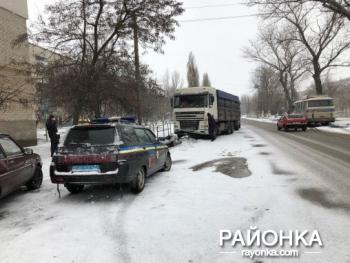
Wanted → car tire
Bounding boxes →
[302,126,307,132]
[26,166,43,190]
[277,125,281,131]
[162,154,172,172]
[294,128,297,131]
[130,167,146,194]
[284,125,288,132]
[66,184,84,194]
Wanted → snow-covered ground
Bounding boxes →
[243,116,350,134]
[0,124,349,263]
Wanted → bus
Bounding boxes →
[294,95,335,126]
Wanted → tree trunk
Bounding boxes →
[279,72,293,110]
[312,60,323,94]
[133,15,142,124]
[73,109,81,125]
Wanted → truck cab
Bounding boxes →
[172,87,240,138]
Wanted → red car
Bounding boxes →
[277,114,307,132]
[0,134,43,199]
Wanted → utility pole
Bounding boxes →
[133,14,142,124]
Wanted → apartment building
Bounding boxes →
[0,0,36,146]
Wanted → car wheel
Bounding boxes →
[162,154,172,172]
[66,184,84,194]
[294,128,297,131]
[130,167,146,193]
[284,125,288,132]
[302,126,307,132]
[26,166,43,190]
[277,125,281,131]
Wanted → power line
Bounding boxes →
[184,3,244,9]
[179,14,259,23]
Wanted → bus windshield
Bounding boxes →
[308,100,334,107]
[174,94,208,108]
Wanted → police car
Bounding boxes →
[50,117,172,194]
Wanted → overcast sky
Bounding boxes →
[26,0,260,98]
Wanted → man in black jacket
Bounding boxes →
[207,113,216,141]
[46,115,59,157]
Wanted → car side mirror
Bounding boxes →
[24,148,33,154]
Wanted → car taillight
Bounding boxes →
[53,154,118,164]
[100,154,117,163]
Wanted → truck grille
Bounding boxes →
[175,111,205,120]
[180,121,199,131]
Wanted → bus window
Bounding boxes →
[308,100,334,107]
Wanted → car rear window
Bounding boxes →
[288,115,303,118]
[64,126,115,146]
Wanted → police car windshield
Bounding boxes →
[64,126,115,146]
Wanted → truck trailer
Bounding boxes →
[172,86,241,138]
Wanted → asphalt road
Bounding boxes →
[242,118,350,215]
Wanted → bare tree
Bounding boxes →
[18,0,184,124]
[202,73,211,87]
[187,52,200,87]
[249,1,350,95]
[251,65,282,115]
[171,70,183,90]
[243,23,308,108]
[241,94,253,116]
[249,0,350,20]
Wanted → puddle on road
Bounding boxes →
[173,160,186,164]
[252,144,266,147]
[190,157,251,178]
[270,162,294,175]
[298,188,350,213]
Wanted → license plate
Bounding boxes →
[72,165,99,172]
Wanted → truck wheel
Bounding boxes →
[26,166,43,190]
[66,184,84,194]
[130,167,146,193]
[234,121,239,130]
